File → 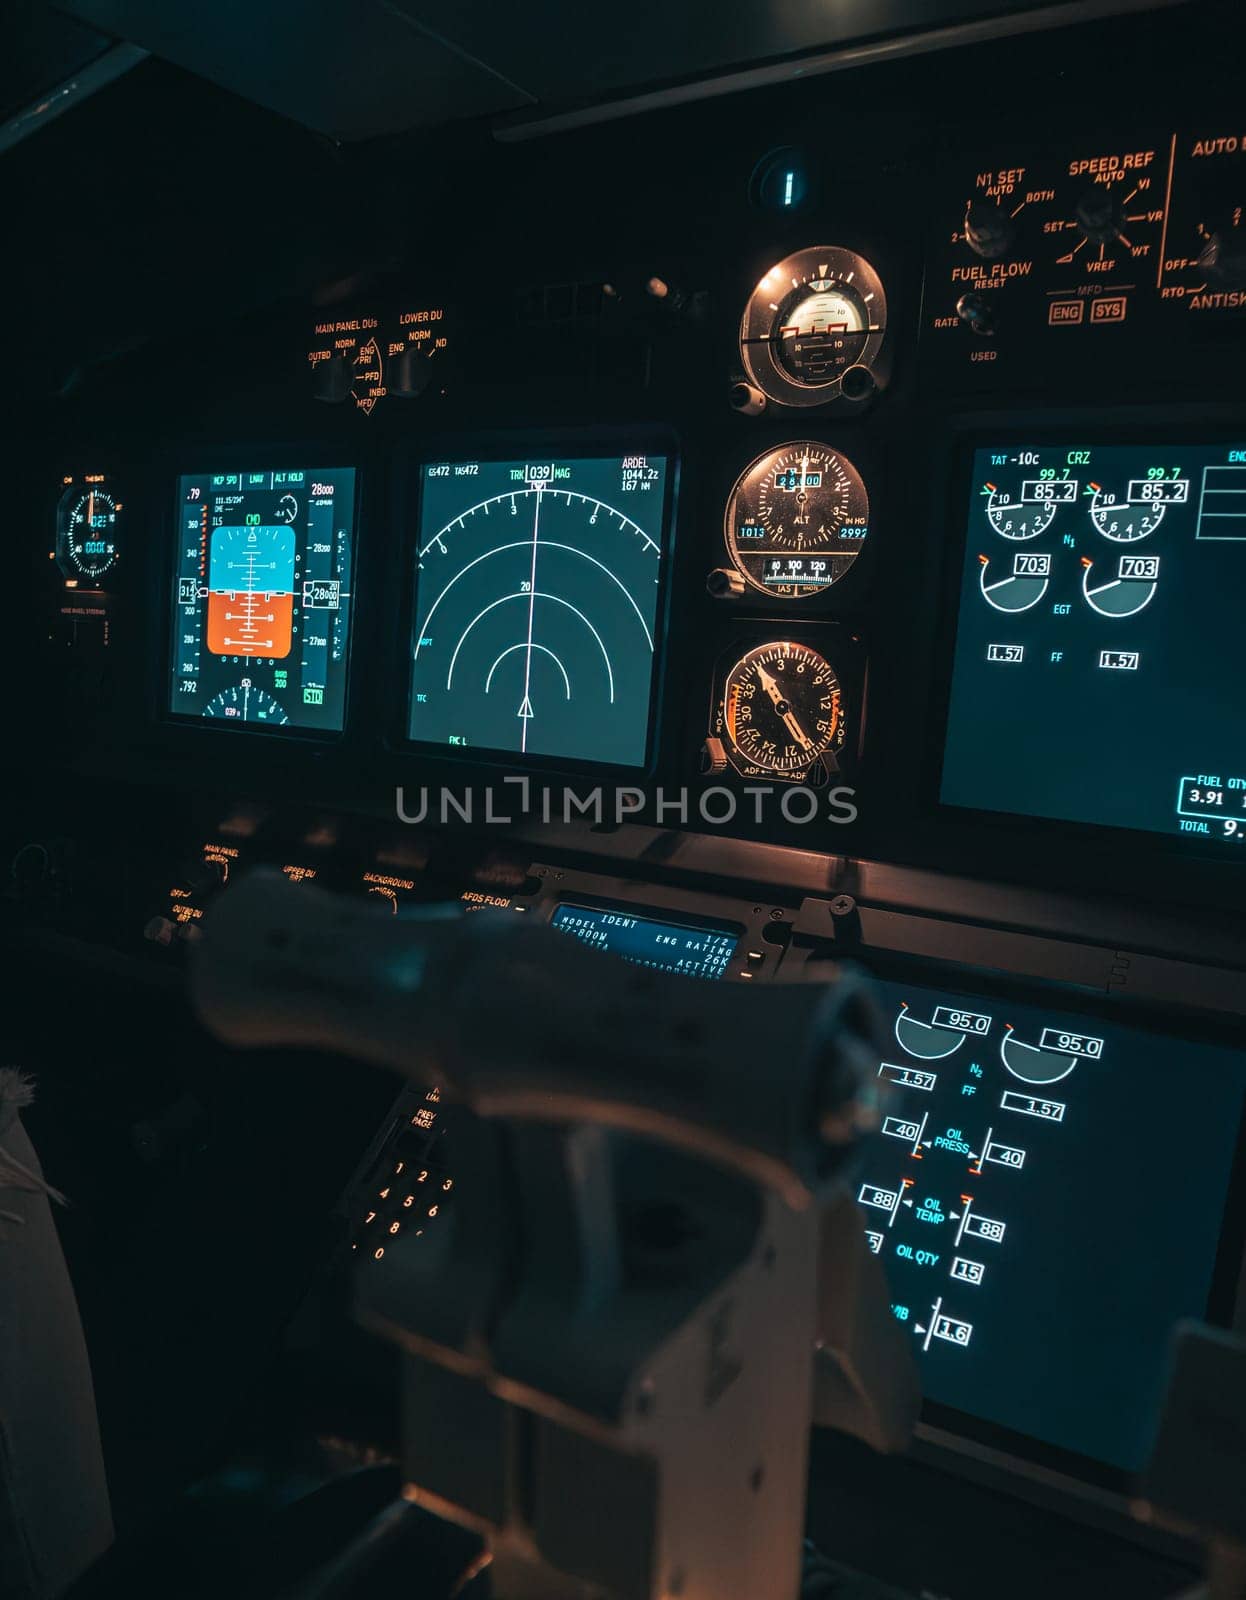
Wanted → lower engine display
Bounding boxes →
[859,976,1245,1471]
[550,902,738,978]
[168,467,357,733]
[407,450,672,768]
[941,441,1246,845]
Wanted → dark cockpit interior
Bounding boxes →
[4,2,1246,1596]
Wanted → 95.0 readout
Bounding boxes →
[1176,775,1246,841]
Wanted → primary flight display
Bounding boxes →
[168,467,356,733]
[408,452,671,768]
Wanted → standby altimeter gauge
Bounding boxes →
[739,246,887,409]
[723,443,870,599]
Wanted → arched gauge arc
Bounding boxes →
[894,1002,967,1060]
[1080,552,1159,618]
[723,443,870,599]
[1000,1026,1080,1085]
[739,246,887,408]
[202,680,290,725]
[978,550,1052,613]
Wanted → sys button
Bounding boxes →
[1091,295,1128,324]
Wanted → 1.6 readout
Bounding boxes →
[168,467,357,733]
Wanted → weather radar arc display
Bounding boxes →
[408,452,672,768]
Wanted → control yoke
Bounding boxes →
[192,870,919,1600]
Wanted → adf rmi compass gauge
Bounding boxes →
[717,640,845,779]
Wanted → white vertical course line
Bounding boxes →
[520,485,542,753]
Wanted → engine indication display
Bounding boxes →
[169,467,357,734]
[408,452,672,768]
[723,443,869,598]
[861,975,1245,1471]
[942,442,1246,845]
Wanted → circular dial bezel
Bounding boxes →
[739,246,887,409]
[723,443,870,599]
[719,640,845,777]
[985,487,1057,541]
[56,482,121,580]
[1087,485,1166,542]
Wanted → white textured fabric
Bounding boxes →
[0,1088,112,1598]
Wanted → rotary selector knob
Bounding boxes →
[1074,188,1123,245]
[701,737,728,775]
[1197,229,1246,288]
[965,200,1016,260]
[956,291,995,335]
[707,567,746,600]
[312,352,352,404]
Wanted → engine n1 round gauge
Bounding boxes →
[739,246,886,409]
[984,485,1056,541]
[719,641,844,779]
[1086,481,1168,542]
[723,443,869,598]
[56,479,121,581]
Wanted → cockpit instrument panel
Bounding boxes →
[860,975,1245,1473]
[168,467,357,734]
[942,441,1246,847]
[407,449,673,770]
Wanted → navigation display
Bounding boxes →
[169,468,356,732]
[858,977,1245,1470]
[408,451,671,767]
[941,443,1246,845]
[551,903,738,979]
